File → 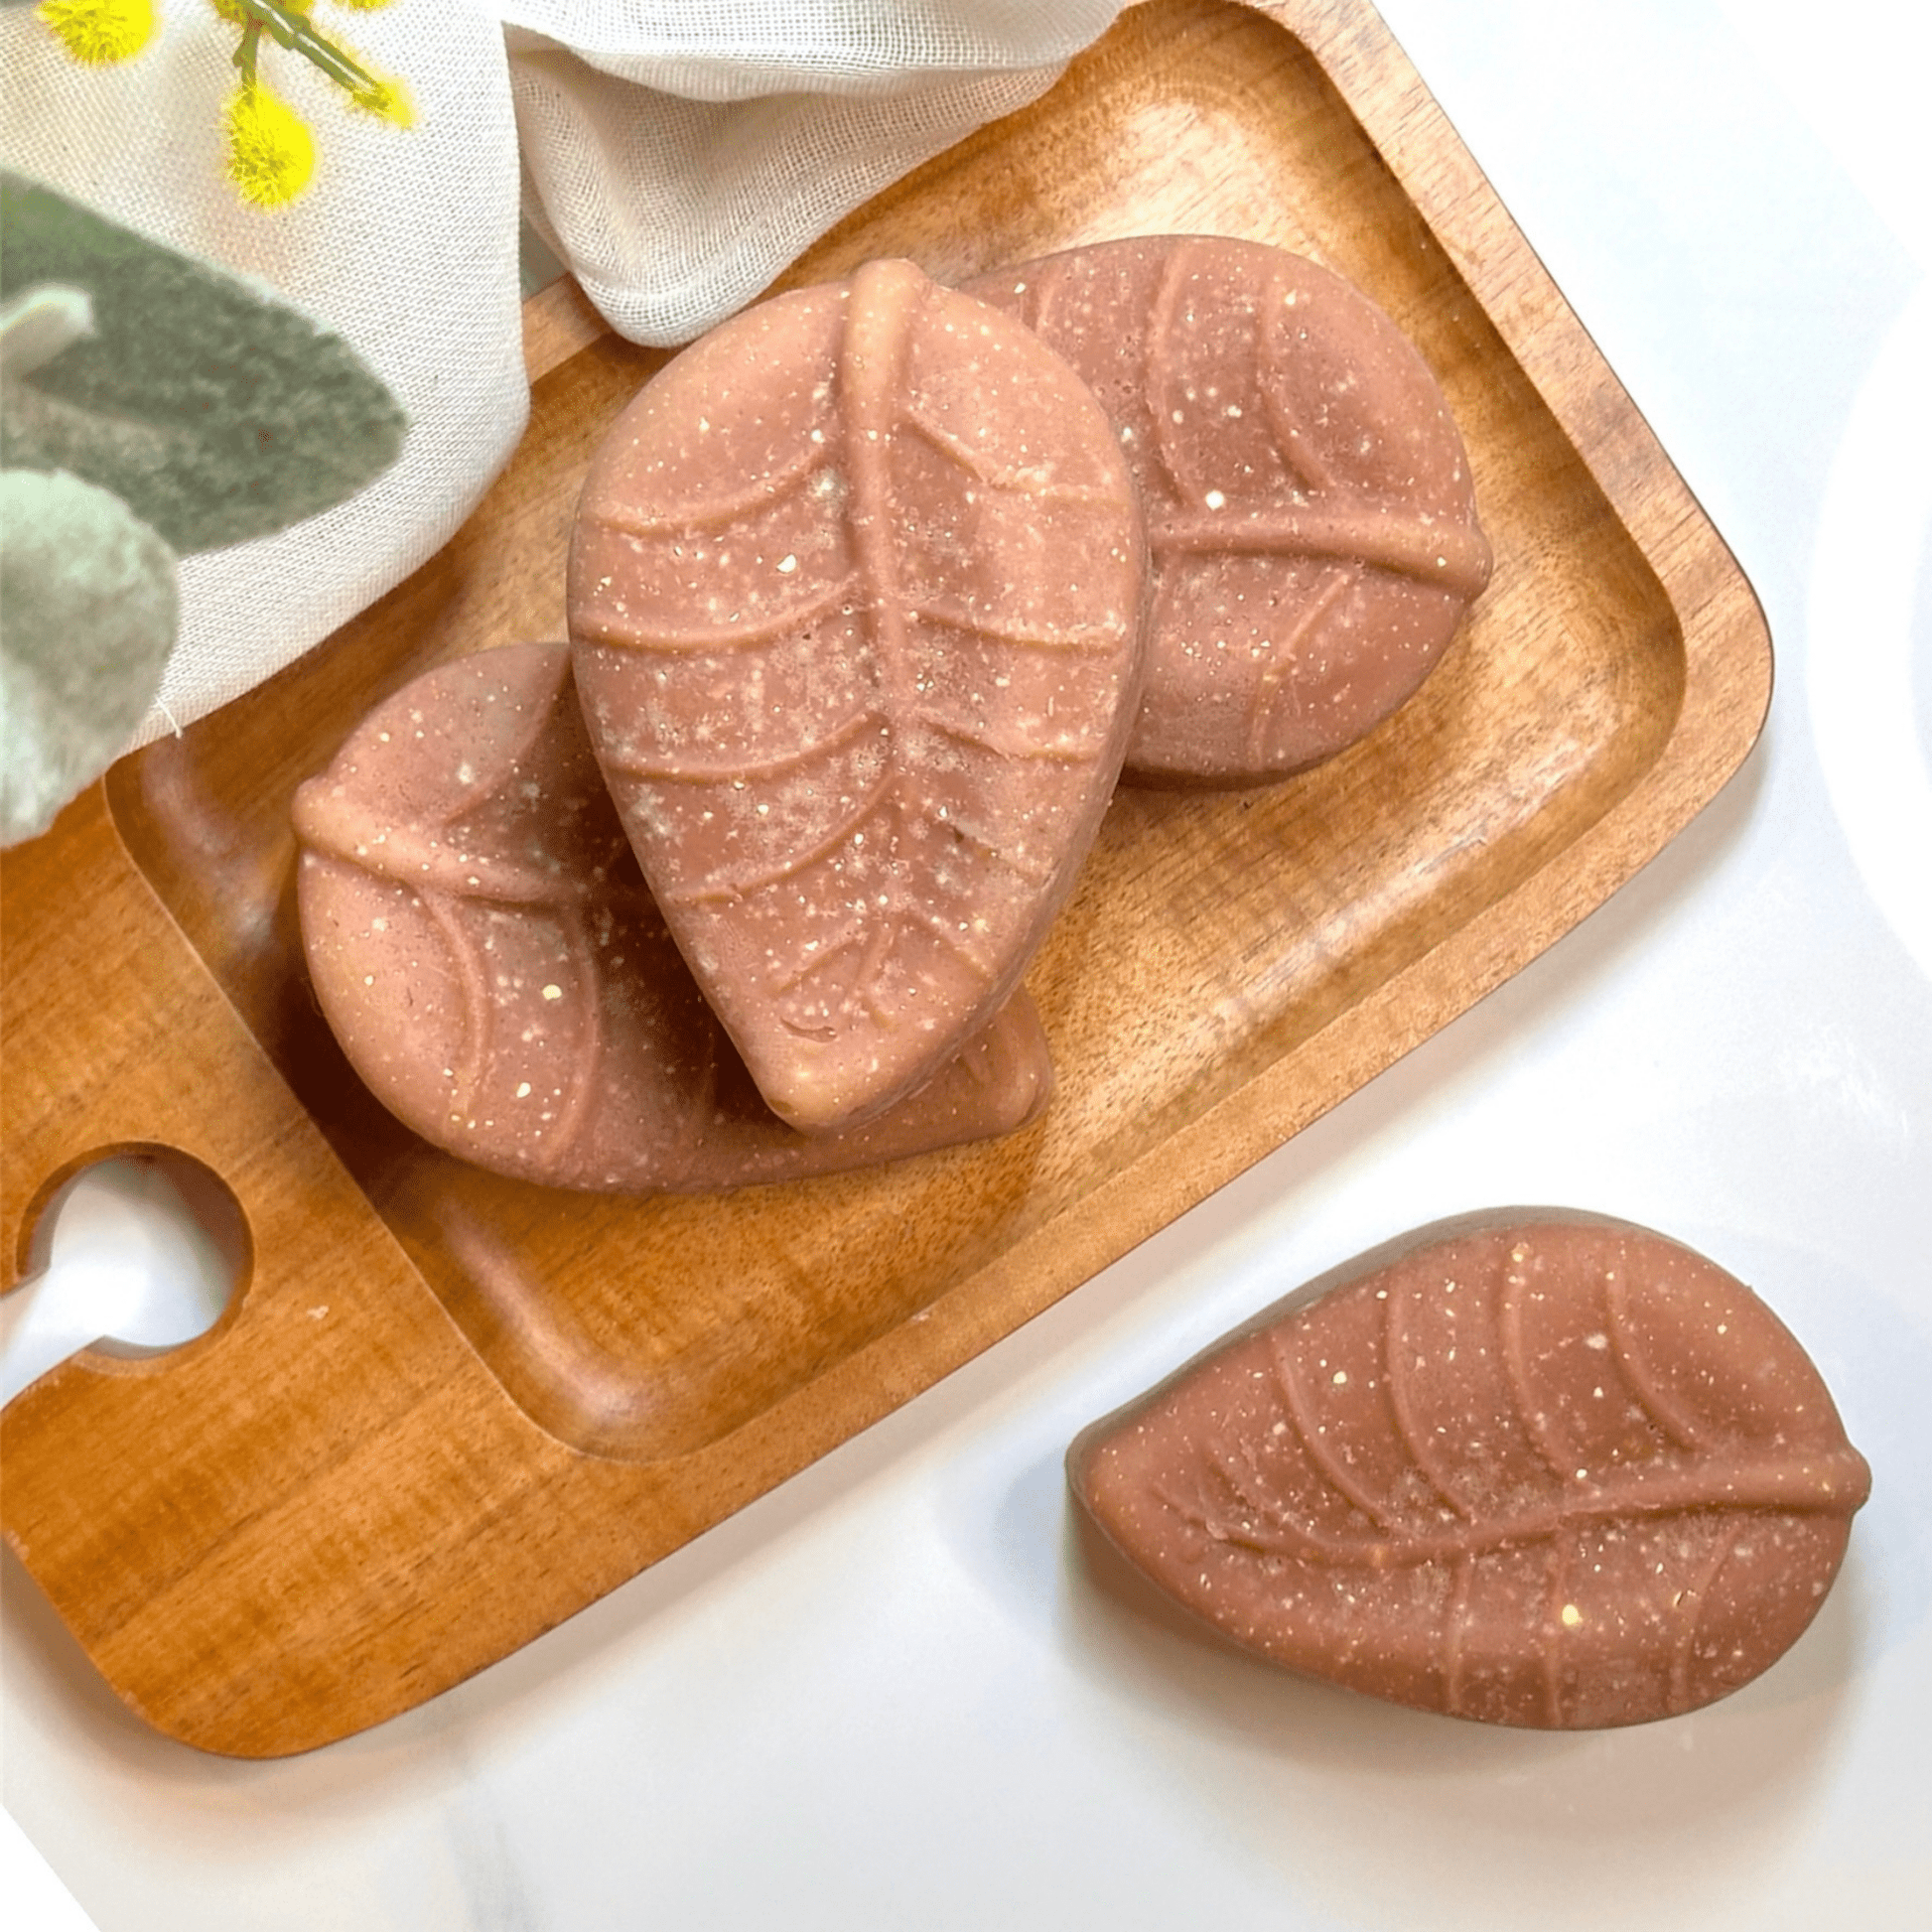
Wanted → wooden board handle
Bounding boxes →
[2,785,611,1754]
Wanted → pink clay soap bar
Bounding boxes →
[968,234,1491,787]
[569,257,1146,1134]
[292,642,1052,1193]
[1070,1212,1869,1727]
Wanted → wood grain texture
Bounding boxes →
[0,0,1771,1756]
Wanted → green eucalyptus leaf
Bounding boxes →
[0,173,407,554]
[0,283,95,376]
[1,468,179,846]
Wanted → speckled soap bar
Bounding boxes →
[1069,1211,1869,1727]
[968,234,1491,787]
[292,642,1053,1192]
[569,258,1146,1134]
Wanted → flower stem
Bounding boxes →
[232,14,261,85]
[228,2,380,95]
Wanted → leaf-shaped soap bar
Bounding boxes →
[293,643,1053,1192]
[968,235,1491,787]
[1070,1213,1869,1727]
[569,258,1145,1132]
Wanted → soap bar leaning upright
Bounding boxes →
[293,641,1053,1193]
[968,234,1491,787]
[569,258,1146,1134]
[1069,1212,1870,1727]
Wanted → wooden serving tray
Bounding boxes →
[0,0,1769,1756]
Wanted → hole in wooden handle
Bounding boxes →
[1,1148,249,1406]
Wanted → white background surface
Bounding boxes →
[4,1,1929,1925]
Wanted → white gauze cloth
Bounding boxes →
[502,1,1126,345]
[1,0,1124,761]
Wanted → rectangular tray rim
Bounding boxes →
[0,0,1774,1756]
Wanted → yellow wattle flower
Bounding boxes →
[223,82,317,208]
[35,0,157,65]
